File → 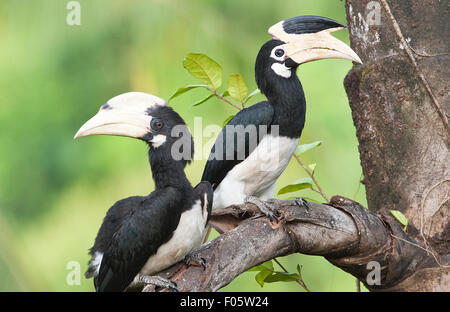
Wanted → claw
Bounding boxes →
[294,197,310,210]
[266,197,310,210]
[136,274,179,292]
[245,196,280,223]
[266,208,279,223]
[184,251,207,270]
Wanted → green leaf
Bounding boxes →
[277,177,313,195]
[264,272,300,283]
[221,90,230,97]
[222,115,235,127]
[255,270,272,287]
[191,94,215,107]
[243,88,260,104]
[308,163,317,173]
[228,73,249,103]
[168,84,207,102]
[183,53,222,90]
[295,141,323,155]
[248,260,274,272]
[390,210,408,231]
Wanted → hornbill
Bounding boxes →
[75,92,213,292]
[202,16,362,220]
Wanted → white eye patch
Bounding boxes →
[270,45,287,62]
[270,45,291,78]
[271,63,291,78]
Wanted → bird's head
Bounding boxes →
[74,92,194,165]
[256,16,362,92]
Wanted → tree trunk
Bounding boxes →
[344,0,449,291]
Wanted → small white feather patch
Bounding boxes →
[91,252,103,277]
[151,134,167,148]
[271,63,292,78]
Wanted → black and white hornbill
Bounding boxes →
[202,16,362,219]
[74,92,213,292]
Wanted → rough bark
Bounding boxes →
[344,0,449,291]
[140,0,449,292]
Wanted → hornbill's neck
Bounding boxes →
[148,145,191,190]
[260,71,306,138]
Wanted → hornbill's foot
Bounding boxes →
[134,274,178,292]
[184,249,207,270]
[266,197,310,210]
[244,196,280,223]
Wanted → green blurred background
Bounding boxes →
[0,0,367,291]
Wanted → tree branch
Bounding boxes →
[141,196,443,292]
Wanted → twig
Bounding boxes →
[206,87,242,111]
[353,172,364,199]
[310,188,324,196]
[356,279,361,292]
[407,44,450,58]
[379,0,449,134]
[273,258,311,292]
[294,155,329,202]
[390,234,449,268]
[426,195,449,236]
[419,179,449,237]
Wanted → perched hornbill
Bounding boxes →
[202,16,362,219]
[75,92,213,292]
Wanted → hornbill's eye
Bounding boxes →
[275,49,284,57]
[151,119,164,130]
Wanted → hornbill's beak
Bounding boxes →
[74,92,166,139]
[268,15,362,65]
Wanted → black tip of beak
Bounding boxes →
[282,15,345,35]
[285,58,299,68]
[141,132,154,142]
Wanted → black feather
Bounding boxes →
[95,187,186,292]
[201,102,274,189]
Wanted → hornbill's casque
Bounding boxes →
[75,92,213,292]
[202,16,362,220]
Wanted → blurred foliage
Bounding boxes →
[0,0,367,291]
